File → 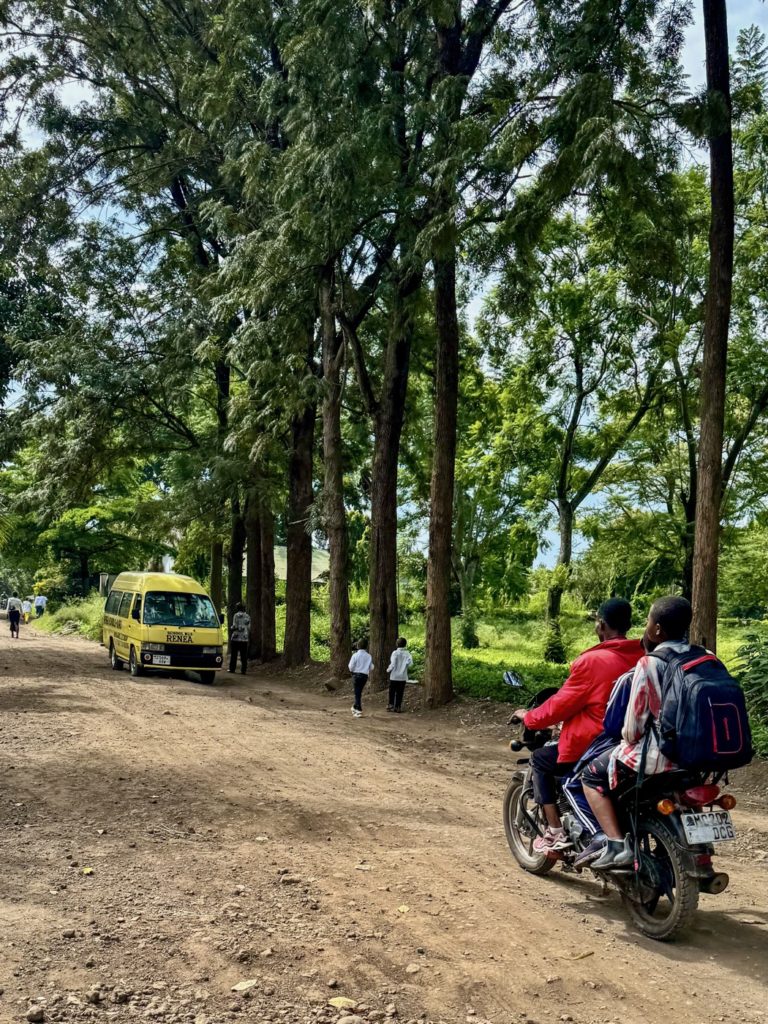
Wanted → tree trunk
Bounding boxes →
[546,501,574,621]
[423,244,460,708]
[211,357,229,624]
[691,0,734,651]
[226,497,246,630]
[320,265,351,678]
[368,287,415,689]
[260,508,277,661]
[284,401,316,666]
[210,541,224,619]
[245,498,263,660]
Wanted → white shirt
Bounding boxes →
[35,596,47,608]
[7,597,23,612]
[349,650,373,675]
[22,601,32,613]
[387,648,413,681]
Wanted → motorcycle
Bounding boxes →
[501,684,737,941]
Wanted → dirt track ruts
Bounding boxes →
[1,627,766,1024]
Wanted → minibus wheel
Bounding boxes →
[109,641,124,671]
[198,671,216,685]
[129,646,144,677]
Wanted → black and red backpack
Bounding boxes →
[649,645,753,772]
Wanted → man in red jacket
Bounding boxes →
[511,599,643,853]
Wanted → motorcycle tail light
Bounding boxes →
[718,794,737,810]
[657,799,675,815]
[696,853,713,866]
[682,785,720,806]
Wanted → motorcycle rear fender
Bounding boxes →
[653,811,715,877]
[511,769,528,783]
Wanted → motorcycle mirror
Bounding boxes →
[503,670,523,688]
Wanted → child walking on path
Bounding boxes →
[387,637,413,713]
[348,640,373,718]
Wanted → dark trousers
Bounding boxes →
[352,673,367,711]
[530,743,576,806]
[9,610,20,635]
[388,679,406,710]
[229,640,248,674]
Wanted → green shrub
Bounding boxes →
[460,611,479,649]
[350,613,370,647]
[543,619,568,664]
[453,655,567,702]
[35,592,105,642]
[737,634,768,757]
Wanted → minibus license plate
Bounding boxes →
[152,655,171,666]
[682,810,735,844]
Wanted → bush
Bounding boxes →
[460,611,479,649]
[543,619,568,664]
[35,592,105,642]
[453,656,567,702]
[737,634,768,757]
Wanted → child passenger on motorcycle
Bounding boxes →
[511,599,643,853]
[581,596,693,869]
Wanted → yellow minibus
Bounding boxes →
[103,572,224,684]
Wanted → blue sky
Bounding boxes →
[684,1,768,86]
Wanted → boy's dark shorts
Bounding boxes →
[581,748,636,795]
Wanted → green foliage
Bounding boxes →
[452,657,567,703]
[543,618,568,664]
[737,633,768,757]
[460,612,480,650]
[34,592,104,642]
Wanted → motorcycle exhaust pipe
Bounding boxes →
[699,872,729,895]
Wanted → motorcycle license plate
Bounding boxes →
[152,655,171,666]
[681,810,735,844]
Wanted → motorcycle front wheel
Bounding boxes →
[503,777,556,875]
[621,816,699,941]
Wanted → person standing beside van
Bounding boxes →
[387,637,413,713]
[229,602,251,675]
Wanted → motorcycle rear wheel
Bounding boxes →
[621,817,699,941]
[503,778,556,875]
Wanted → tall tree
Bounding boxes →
[692,0,734,649]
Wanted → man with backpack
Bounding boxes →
[510,598,643,854]
[581,596,693,868]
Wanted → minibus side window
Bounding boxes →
[132,594,142,622]
[105,590,122,615]
[117,591,134,619]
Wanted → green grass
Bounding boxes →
[39,590,767,729]
[34,592,105,642]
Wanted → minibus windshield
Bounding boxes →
[144,591,219,628]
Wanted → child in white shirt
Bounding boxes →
[348,639,373,718]
[387,637,413,713]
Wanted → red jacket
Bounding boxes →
[524,637,644,762]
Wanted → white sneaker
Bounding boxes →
[353,710,362,718]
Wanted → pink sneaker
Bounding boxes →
[533,827,571,853]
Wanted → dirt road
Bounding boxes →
[1,629,766,1024]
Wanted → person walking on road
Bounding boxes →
[387,637,413,713]
[228,602,250,675]
[34,594,48,617]
[8,592,23,638]
[22,598,32,624]
[348,639,373,718]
